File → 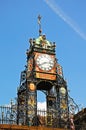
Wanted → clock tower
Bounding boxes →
[17,16,69,128]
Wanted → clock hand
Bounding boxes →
[40,62,49,65]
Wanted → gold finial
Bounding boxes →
[38,15,42,36]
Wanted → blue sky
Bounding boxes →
[0,0,86,110]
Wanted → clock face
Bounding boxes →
[36,54,54,71]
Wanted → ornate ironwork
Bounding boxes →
[68,95,79,115]
[0,101,17,124]
[0,90,79,129]
[38,15,42,36]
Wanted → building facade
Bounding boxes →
[74,108,86,130]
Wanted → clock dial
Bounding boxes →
[36,54,54,71]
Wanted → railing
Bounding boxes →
[35,110,59,127]
[0,105,17,124]
[0,105,73,129]
[0,105,69,128]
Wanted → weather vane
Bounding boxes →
[38,15,42,36]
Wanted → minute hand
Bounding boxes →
[40,62,49,65]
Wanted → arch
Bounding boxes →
[36,80,53,91]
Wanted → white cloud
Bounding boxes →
[37,101,46,110]
[44,0,86,40]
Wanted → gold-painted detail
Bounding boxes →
[28,96,36,107]
[60,99,67,110]
[46,114,52,126]
[29,83,36,91]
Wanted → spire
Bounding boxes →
[38,15,42,36]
